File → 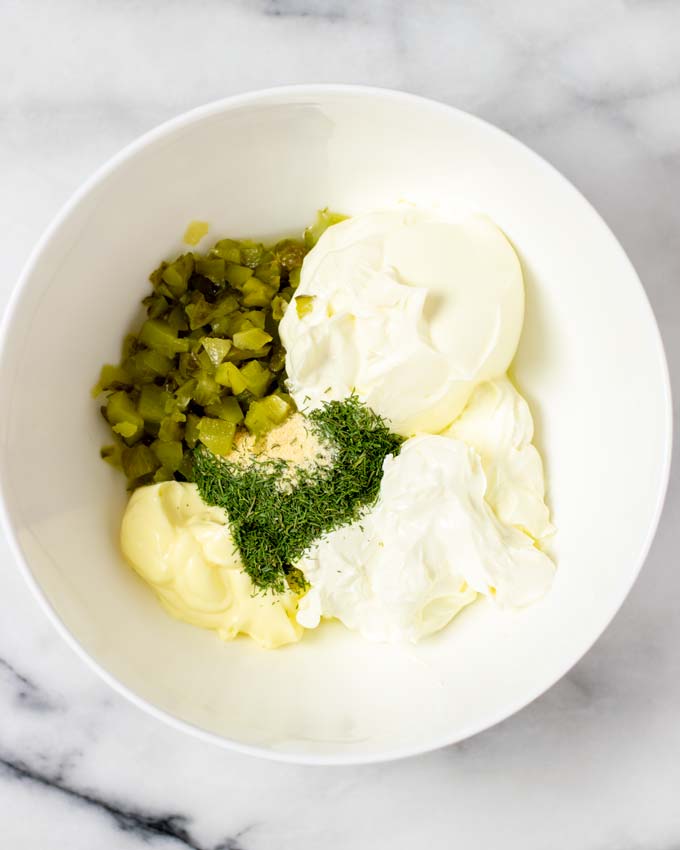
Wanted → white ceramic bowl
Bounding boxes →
[0,86,672,765]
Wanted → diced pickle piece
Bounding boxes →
[195,256,226,283]
[271,295,288,321]
[122,444,160,483]
[158,416,184,442]
[124,349,173,382]
[139,319,189,355]
[100,443,122,468]
[137,385,173,423]
[160,253,194,297]
[197,417,236,456]
[242,310,266,329]
[211,238,240,263]
[201,337,232,366]
[151,439,184,471]
[239,240,265,269]
[192,373,222,407]
[239,360,273,398]
[224,263,253,289]
[185,293,239,330]
[274,239,306,270]
[289,267,301,289]
[244,393,294,435]
[143,293,169,319]
[167,304,189,332]
[215,361,247,393]
[204,396,243,424]
[92,364,129,397]
[226,345,271,362]
[113,421,139,439]
[254,259,280,287]
[105,391,144,441]
[232,328,272,350]
[153,467,175,483]
[185,413,200,449]
[183,221,209,246]
[295,295,315,318]
[175,379,197,409]
[241,278,276,308]
[304,208,347,248]
[269,345,286,372]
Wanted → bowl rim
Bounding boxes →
[0,83,673,765]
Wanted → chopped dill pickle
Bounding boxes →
[122,444,160,483]
[92,364,129,397]
[143,293,169,319]
[105,391,144,441]
[241,278,276,308]
[100,443,122,468]
[215,361,247,394]
[139,319,189,355]
[96,216,332,488]
[295,295,315,318]
[124,349,172,382]
[224,263,253,289]
[289,267,301,289]
[232,328,272,351]
[244,393,292,435]
[211,239,240,263]
[304,208,347,249]
[167,304,189,332]
[151,439,184,471]
[204,396,243,424]
[201,337,232,366]
[269,345,286,372]
[158,416,184,442]
[242,310,266,329]
[226,345,271,362]
[183,221,209,246]
[192,372,222,406]
[274,239,306,270]
[271,295,288,321]
[239,240,265,269]
[239,360,273,398]
[197,417,236,456]
[137,384,172,423]
[160,253,194,297]
[185,413,200,448]
[175,378,197,408]
[195,256,226,283]
[254,259,280,287]
[113,421,139,439]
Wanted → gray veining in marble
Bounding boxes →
[1,1,679,848]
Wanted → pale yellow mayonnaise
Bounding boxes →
[120,481,303,649]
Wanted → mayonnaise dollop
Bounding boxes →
[121,482,303,649]
[296,432,554,644]
[279,208,524,436]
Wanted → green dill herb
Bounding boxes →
[192,396,402,593]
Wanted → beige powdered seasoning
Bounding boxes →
[230,413,334,474]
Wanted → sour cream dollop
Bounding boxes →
[280,208,525,436]
[297,425,555,644]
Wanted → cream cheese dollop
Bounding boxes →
[121,481,303,649]
[296,433,555,644]
[279,208,524,436]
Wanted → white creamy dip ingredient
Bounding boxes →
[296,434,554,643]
[279,208,524,436]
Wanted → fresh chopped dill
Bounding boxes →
[192,396,402,593]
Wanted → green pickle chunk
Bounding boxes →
[94,211,345,489]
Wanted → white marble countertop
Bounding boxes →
[1,1,679,847]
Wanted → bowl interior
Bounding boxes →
[0,89,671,762]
